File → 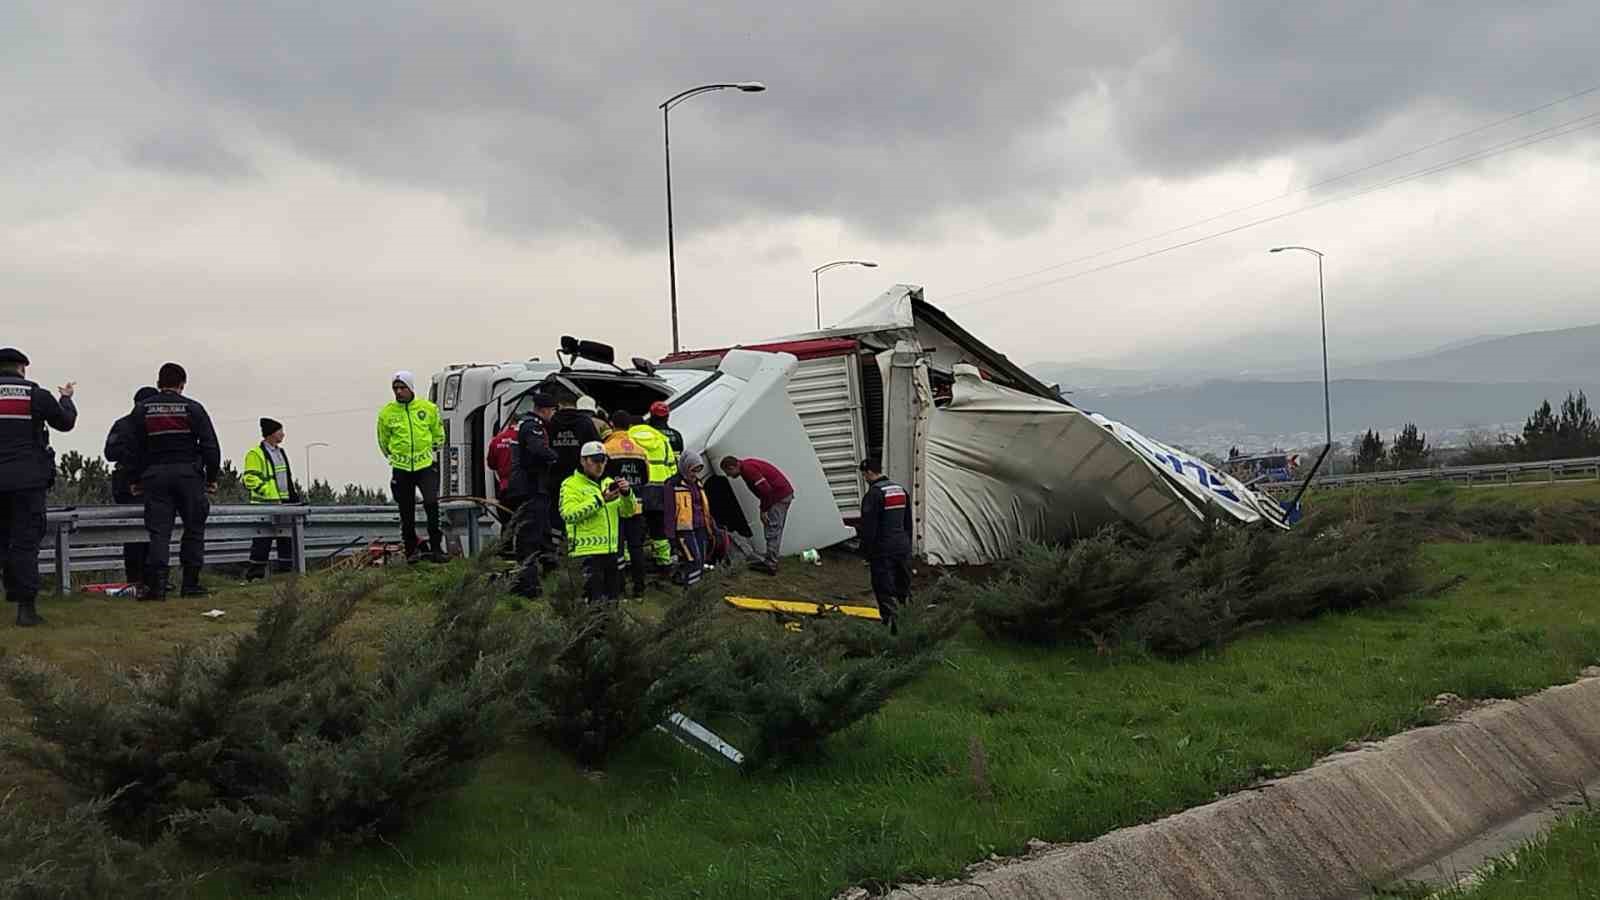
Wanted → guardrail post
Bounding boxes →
[54,519,72,597]
[292,512,307,575]
[465,509,482,557]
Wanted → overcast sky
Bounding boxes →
[7,1,1599,488]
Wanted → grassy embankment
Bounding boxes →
[2,481,1598,899]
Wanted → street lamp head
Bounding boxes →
[860,261,880,267]
[735,81,767,92]
[1270,247,1287,253]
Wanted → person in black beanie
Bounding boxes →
[242,416,298,580]
[104,386,159,587]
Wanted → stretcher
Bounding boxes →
[722,595,882,621]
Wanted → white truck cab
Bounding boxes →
[430,338,853,556]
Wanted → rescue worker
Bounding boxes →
[377,371,447,563]
[858,457,912,631]
[647,401,684,454]
[547,391,601,545]
[719,455,794,575]
[560,441,629,604]
[132,362,220,600]
[662,451,715,588]
[0,348,76,626]
[104,386,158,587]
[486,413,522,558]
[242,417,299,580]
[627,414,678,568]
[604,410,651,600]
[509,393,559,598]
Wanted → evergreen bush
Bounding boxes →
[0,789,196,900]
[1,564,520,866]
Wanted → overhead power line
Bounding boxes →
[942,82,1600,303]
[946,110,1600,311]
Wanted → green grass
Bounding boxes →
[192,539,1600,900]
[1428,811,1600,899]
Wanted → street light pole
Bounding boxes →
[660,81,766,353]
[305,442,330,498]
[810,259,880,330]
[1271,245,1331,514]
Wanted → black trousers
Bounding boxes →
[143,464,209,579]
[0,488,47,605]
[869,554,912,625]
[510,494,552,597]
[112,487,148,585]
[248,536,294,575]
[390,466,442,555]
[618,515,647,595]
[580,554,622,603]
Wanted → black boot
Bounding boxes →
[16,599,44,627]
[180,567,208,598]
[139,568,168,601]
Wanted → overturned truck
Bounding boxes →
[662,284,1287,565]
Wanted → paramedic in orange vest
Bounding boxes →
[604,410,652,600]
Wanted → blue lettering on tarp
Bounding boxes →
[1120,429,1246,506]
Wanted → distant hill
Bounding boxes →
[1335,323,1600,383]
[1078,379,1587,453]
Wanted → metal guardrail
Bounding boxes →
[1259,455,1600,493]
[43,503,494,595]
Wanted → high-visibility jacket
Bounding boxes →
[663,474,714,534]
[627,423,677,484]
[603,430,650,518]
[559,471,629,557]
[376,398,444,472]
[242,442,295,503]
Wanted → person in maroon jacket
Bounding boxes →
[718,455,793,574]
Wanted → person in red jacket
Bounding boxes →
[486,420,519,498]
[718,455,793,574]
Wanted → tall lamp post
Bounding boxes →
[660,81,766,353]
[304,442,330,499]
[1270,245,1331,514]
[811,259,879,329]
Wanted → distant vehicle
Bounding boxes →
[1226,452,1301,485]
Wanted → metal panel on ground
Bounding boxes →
[786,354,868,521]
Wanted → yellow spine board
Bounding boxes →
[723,595,882,621]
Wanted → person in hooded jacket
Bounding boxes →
[104,385,158,587]
[0,348,76,626]
[376,370,446,562]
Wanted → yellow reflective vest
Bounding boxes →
[242,442,291,503]
[627,424,678,484]
[377,398,444,472]
[559,471,633,557]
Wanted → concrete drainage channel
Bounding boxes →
[869,673,1600,900]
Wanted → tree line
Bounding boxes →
[1352,390,1598,473]
[46,450,391,507]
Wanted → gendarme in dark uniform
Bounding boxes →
[0,348,77,627]
[131,362,221,600]
[858,457,913,631]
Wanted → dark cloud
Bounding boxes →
[23,1,1600,244]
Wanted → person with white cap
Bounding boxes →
[559,440,631,603]
[377,370,447,562]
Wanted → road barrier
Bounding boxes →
[42,503,492,595]
[1260,455,1600,493]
